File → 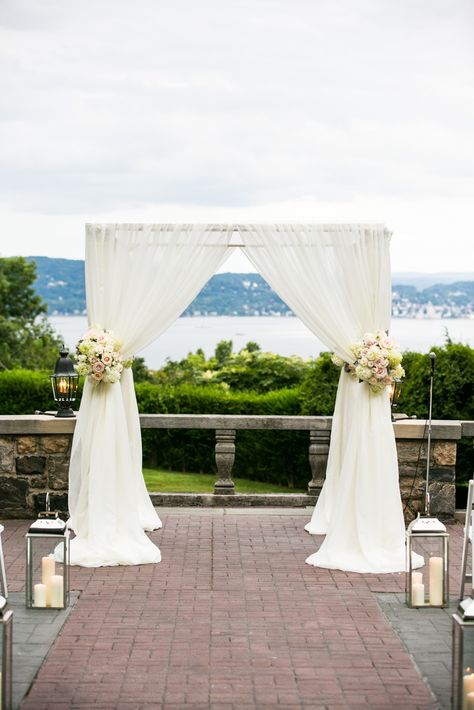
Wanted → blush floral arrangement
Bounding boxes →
[75,327,133,385]
[332,331,404,394]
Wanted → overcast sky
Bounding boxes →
[0,0,473,273]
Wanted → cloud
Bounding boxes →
[0,0,473,269]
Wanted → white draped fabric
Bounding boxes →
[67,224,233,566]
[241,224,406,573]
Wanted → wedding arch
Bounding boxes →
[67,223,406,574]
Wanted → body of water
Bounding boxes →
[49,315,474,369]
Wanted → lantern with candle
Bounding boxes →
[389,377,402,421]
[452,599,474,709]
[50,347,78,418]
[0,595,12,710]
[406,517,449,608]
[25,495,70,610]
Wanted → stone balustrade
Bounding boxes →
[0,414,471,520]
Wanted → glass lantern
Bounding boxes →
[406,515,449,608]
[452,599,474,710]
[0,595,12,710]
[389,377,402,420]
[25,510,70,610]
[50,347,78,418]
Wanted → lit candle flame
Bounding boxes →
[58,378,68,395]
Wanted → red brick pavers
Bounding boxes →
[1,512,463,709]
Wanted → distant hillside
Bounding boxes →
[392,272,474,290]
[26,257,474,318]
[27,256,86,315]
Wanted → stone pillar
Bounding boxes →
[398,439,457,522]
[214,429,236,495]
[307,429,330,496]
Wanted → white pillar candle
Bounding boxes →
[34,583,47,608]
[464,674,474,710]
[412,571,423,586]
[412,582,425,606]
[429,556,444,606]
[467,691,474,710]
[48,574,64,608]
[42,555,56,605]
[42,554,55,584]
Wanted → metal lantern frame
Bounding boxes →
[25,527,70,610]
[452,599,474,710]
[389,377,402,420]
[0,595,12,710]
[50,347,78,418]
[406,517,449,608]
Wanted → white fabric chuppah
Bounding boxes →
[67,224,233,566]
[241,224,406,573]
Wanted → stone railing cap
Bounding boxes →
[0,414,468,439]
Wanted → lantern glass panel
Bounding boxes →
[0,602,13,710]
[51,374,78,403]
[406,528,449,608]
[452,612,474,710]
[25,531,70,609]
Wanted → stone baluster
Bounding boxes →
[307,429,330,496]
[214,429,236,495]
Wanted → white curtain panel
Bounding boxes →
[67,224,233,566]
[241,224,406,573]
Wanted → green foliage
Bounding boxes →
[398,343,474,420]
[0,257,63,370]
[299,351,340,415]
[215,350,308,393]
[214,339,233,365]
[155,339,310,393]
[245,341,261,353]
[131,356,153,383]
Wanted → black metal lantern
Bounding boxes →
[389,378,402,420]
[50,347,78,418]
[0,595,12,710]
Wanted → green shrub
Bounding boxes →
[398,343,474,421]
[299,351,340,415]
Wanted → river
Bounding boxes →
[48,315,474,369]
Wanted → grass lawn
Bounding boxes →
[143,468,305,494]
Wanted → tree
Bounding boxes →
[131,356,153,383]
[214,339,233,366]
[0,256,63,370]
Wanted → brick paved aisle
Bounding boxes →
[2,510,461,709]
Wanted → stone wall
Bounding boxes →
[0,432,71,517]
[0,415,468,520]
